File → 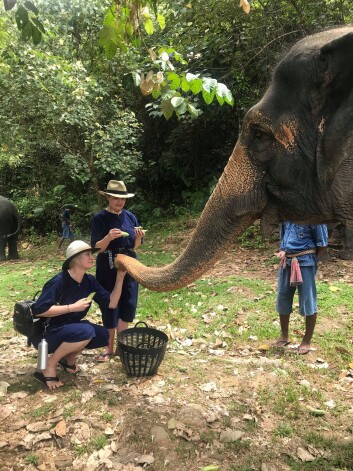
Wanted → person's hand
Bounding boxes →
[69,298,92,312]
[134,227,145,239]
[106,229,124,241]
[276,250,286,259]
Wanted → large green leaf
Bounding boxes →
[216,82,234,106]
[144,18,154,35]
[31,23,42,45]
[21,21,32,41]
[171,96,184,107]
[202,89,215,105]
[126,21,134,37]
[103,4,116,26]
[167,72,181,90]
[189,78,203,94]
[161,100,174,120]
[98,25,115,46]
[185,72,199,82]
[157,13,165,30]
[15,5,28,29]
[24,1,38,15]
[187,103,202,118]
[131,71,141,86]
[202,77,217,93]
[31,17,45,34]
[180,77,190,92]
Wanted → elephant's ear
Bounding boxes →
[317,30,353,186]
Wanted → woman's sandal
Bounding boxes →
[97,352,114,363]
[58,360,80,374]
[33,371,62,389]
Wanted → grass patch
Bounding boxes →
[74,434,108,457]
[274,422,294,437]
[24,453,39,466]
[29,404,56,418]
[2,219,353,470]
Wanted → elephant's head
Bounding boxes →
[116,27,353,291]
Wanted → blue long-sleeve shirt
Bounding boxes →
[32,271,115,325]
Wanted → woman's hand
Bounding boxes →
[69,298,92,312]
[134,227,145,239]
[106,229,124,241]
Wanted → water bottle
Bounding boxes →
[37,338,48,370]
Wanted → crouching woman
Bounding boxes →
[31,240,118,390]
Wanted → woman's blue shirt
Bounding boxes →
[31,271,113,325]
[90,209,140,250]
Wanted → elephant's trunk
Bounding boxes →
[116,144,268,291]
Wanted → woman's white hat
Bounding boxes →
[98,180,135,198]
[62,240,99,271]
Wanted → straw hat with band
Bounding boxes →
[62,240,99,271]
[99,180,135,198]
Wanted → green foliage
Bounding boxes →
[1,0,353,236]
[14,1,45,45]
[0,0,143,233]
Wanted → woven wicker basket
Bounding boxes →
[117,322,168,376]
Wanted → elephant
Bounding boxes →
[0,195,20,262]
[115,27,353,290]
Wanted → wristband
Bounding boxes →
[67,305,70,313]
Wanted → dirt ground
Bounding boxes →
[0,243,353,471]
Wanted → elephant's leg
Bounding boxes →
[327,223,343,248]
[339,223,353,260]
[0,238,6,262]
[7,237,19,260]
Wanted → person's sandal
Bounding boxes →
[297,346,311,355]
[58,360,80,374]
[33,371,62,389]
[96,352,114,363]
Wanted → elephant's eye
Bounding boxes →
[251,125,274,154]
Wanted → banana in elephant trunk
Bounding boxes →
[115,145,268,291]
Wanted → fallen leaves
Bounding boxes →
[239,0,251,14]
[0,381,10,397]
[54,419,67,438]
[220,429,245,442]
[0,405,12,421]
[297,446,315,462]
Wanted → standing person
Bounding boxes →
[91,180,145,362]
[31,240,120,390]
[58,205,76,249]
[275,223,328,355]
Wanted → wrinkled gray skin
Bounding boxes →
[116,27,353,290]
[0,196,20,262]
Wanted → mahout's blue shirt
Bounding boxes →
[280,223,328,266]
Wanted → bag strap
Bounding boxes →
[32,291,41,301]
[33,271,71,337]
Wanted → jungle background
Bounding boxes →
[1,0,353,238]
